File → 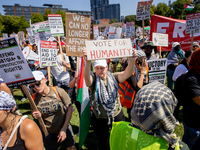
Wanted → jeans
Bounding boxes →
[182,122,200,150]
[57,78,70,91]
[167,69,174,91]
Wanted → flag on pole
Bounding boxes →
[184,3,194,11]
[77,57,91,149]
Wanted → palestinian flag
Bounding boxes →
[77,57,91,149]
[184,3,194,11]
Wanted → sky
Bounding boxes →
[0,0,176,17]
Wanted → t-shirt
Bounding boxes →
[34,87,71,134]
[51,54,70,82]
[172,64,188,81]
[183,68,200,130]
[89,72,121,119]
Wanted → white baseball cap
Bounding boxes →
[172,42,180,48]
[32,71,45,81]
[94,59,107,68]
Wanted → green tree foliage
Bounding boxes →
[43,9,52,21]
[31,13,44,23]
[109,18,117,24]
[56,9,66,32]
[156,3,170,16]
[0,14,4,37]
[150,5,157,15]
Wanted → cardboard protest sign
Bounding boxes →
[186,13,200,34]
[65,13,91,56]
[31,21,51,35]
[126,22,135,38]
[147,58,167,84]
[23,46,39,61]
[0,37,35,87]
[136,0,153,21]
[108,28,122,39]
[86,39,132,60]
[39,40,58,67]
[3,33,8,38]
[152,33,168,47]
[48,14,64,36]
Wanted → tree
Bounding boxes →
[18,16,29,33]
[0,14,4,37]
[109,18,117,24]
[156,3,170,16]
[31,13,44,23]
[56,9,66,32]
[150,5,157,16]
[43,9,52,21]
[169,0,185,19]
[125,15,136,22]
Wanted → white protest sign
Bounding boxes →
[26,28,33,36]
[126,22,135,38]
[152,33,168,47]
[48,14,64,36]
[93,26,99,39]
[186,13,200,34]
[0,37,35,87]
[3,33,8,38]
[23,46,39,61]
[39,40,58,67]
[31,21,51,35]
[147,58,167,84]
[29,36,36,45]
[108,27,116,34]
[65,13,91,56]
[38,32,47,41]
[108,28,122,39]
[136,0,153,21]
[86,39,132,60]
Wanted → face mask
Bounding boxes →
[40,70,47,76]
[174,45,181,51]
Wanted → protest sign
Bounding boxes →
[48,14,64,36]
[108,26,116,34]
[93,26,99,39]
[3,33,8,38]
[31,21,51,35]
[136,0,153,21]
[147,58,167,84]
[186,13,200,34]
[65,13,91,56]
[18,31,25,46]
[150,15,200,51]
[0,37,35,87]
[9,33,19,43]
[86,39,132,60]
[39,40,58,67]
[26,28,33,36]
[126,22,135,38]
[152,33,168,47]
[23,46,39,61]
[108,28,122,39]
[29,36,36,45]
[38,32,47,41]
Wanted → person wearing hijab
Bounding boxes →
[110,82,189,150]
[181,48,200,150]
[0,91,43,150]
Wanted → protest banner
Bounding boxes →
[150,15,200,51]
[147,58,167,84]
[39,40,58,67]
[23,46,39,61]
[65,13,91,56]
[3,33,8,38]
[108,28,122,39]
[31,21,51,35]
[136,0,153,21]
[48,14,64,37]
[93,26,99,39]
[86,39,132,60]
[126,22,135,38]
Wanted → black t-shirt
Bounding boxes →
[183,68,200,130]
[126,74,140,92]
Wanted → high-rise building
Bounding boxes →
[169,0,171,6]
[3,4,92,22]
[90,0,120,23]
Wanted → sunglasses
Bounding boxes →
[144,46,152,49]
[30,80,42,88]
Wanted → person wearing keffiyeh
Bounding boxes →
[82,48,138,150]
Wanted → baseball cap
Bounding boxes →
[32,71,45,81]
[94,59,107,68]
[172,42,180,48]
[193,42,199,47]
[141,41,156,49]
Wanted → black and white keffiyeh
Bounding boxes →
[94,71,119,124]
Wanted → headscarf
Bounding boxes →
[189,48,200,74]
[131,82,178,146]
[172,45,185,59]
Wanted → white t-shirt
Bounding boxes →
[51,54,70,81]
[172,64,188,81]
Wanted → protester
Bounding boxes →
[193,42,199,51]
[167,42,185,91]
[111,58,119,73]
[110,82,189,150]
[141,41,157,60]
[82,48,137,150]
[32,44,38,53]
[51,41,71,92]
[0,91,43,150]
[181,48,200,150]
[31,71,76,150]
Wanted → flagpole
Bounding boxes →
[182,9,185,20]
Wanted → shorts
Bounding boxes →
[43,124,75,150]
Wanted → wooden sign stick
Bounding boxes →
[159,46,162,58]
[58,36,66,72]
[191,32,194,50]
[47,66,52,86]
[21,85,49,136]
[76,57,80,75]
[142,20,145,43]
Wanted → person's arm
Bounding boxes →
[20,118,43,150]
[192,96,200,106]
[136,58,147,88]
[69,72,79,88]
[0,82,12,95]
[62,55,71,70]
[82,48,93,87]
[117,49,138,83]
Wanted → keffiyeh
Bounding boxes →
[0,91,16,110]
